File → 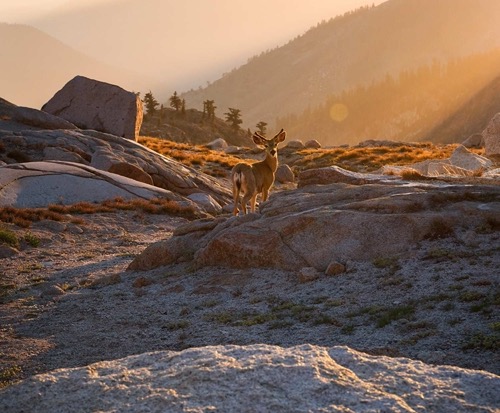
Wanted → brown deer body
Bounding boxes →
[231,129,286,215]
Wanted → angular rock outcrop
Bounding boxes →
[462,133,484,148]
[1,344,498,413]
[129,181,500,271]
[449,145,492,172]
[0,97,76,131]
[483,112,500,159]
[42,76,143,140]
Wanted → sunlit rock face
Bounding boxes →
[1,344,498,413]
[42,75,143,141]
[129,177,500,271]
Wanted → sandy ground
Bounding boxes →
[0,208,499,388]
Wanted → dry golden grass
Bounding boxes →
[293,143,460,172]
[139,136,489,180]
[49,197,200,218]
[0,197,200,228]
[138,136,242,177]
[0,206,66,228]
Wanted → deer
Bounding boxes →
[231,128,286,215]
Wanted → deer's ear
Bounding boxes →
[274,129,286,143]
[253,132,267,146]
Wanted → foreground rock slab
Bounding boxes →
[1,344,498,413]
[0,161,193,208]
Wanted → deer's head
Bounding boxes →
[252,129,286,157]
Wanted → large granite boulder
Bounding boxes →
[42,76,143,140]
[1,344,498,413]
[483,112,500,160]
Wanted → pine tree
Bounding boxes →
[224,108,242,130]
[256,121,268,136]
[203,100,216,122]
[143,91,159,115]
[169,91,182,111]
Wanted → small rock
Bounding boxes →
[187,193,222,215]
[108,162,154,185]
[0,244,19,258]
[205,138,228,151]
[460,230,479,247]
[91,273,122,287]
[325,261,346,276]
[275,164,295,183]
[225,146,241,154]
[298,267,321,283]
[40,284,65,297]
[67,224,84,234]
[304,139,322,149]
[285,140,305,149]
[35,220,67,233]
[133,276,154,288]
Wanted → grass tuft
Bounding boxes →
[0,227,19,247]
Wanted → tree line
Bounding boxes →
[140,90,268,135]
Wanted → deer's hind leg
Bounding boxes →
[249,193,258,213]
[232,185,241,215]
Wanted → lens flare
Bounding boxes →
[329,103,349,122]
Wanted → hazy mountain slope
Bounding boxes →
[424,75,500,144]
[28,0,384,100]
[0,23,148,109]
[181,0,500,130]
[277,50,500,145]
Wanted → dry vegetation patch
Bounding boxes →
[138,136,242,177]
[0,197,201,230]
[291,143,458,172]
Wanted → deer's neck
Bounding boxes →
[263,152,279,173]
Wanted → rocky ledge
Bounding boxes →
[129,178,500,272]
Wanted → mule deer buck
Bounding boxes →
[231,128,286,215]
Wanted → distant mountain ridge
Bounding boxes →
[0,23,148,109]
[181,0,500,136]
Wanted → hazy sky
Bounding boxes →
[1,0,383,24]
[0,0,115,21]
[1,0,386,102]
